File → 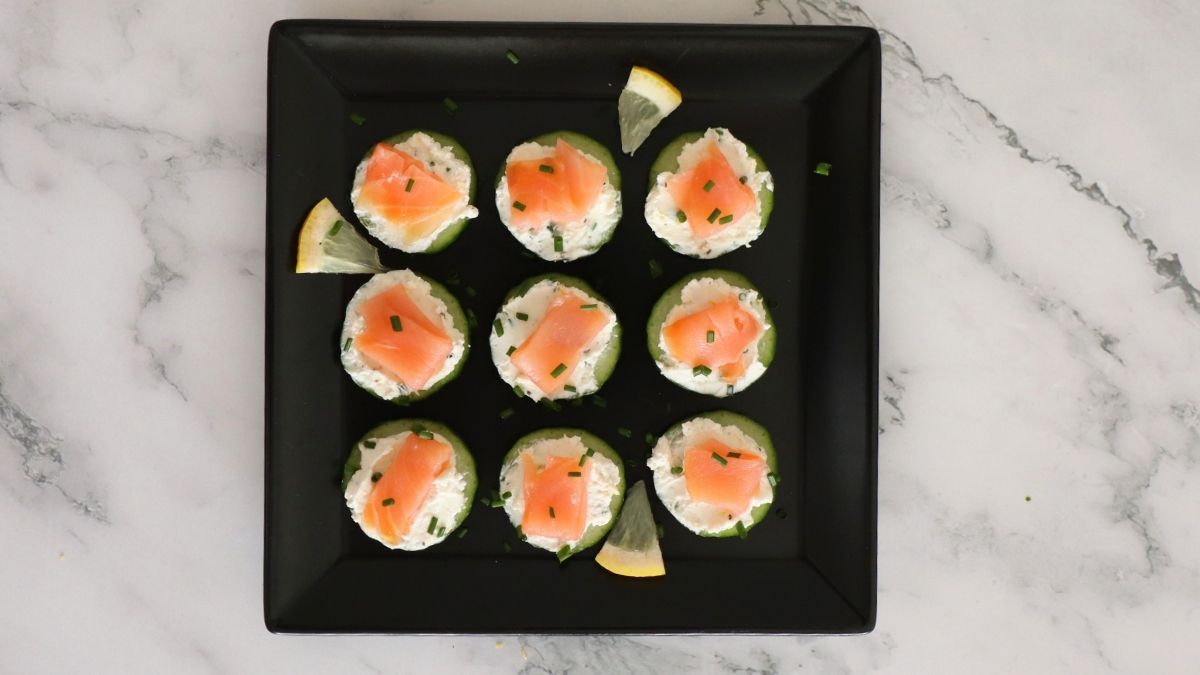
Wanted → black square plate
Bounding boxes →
[266,20,879,634]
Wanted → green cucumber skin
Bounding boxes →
[341,419,478,536]
[645,269,776,373]
[354,130,476,253]
[496,274,621,398]
[646,131,774,257]
[500,428,626,559]
[656,410,777,538]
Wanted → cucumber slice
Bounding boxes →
[645,270,775,396]
[500,428,626,559]
[353,130,477,253]
[491,274,621,400]
[652,410,777,538]
[341,419,477,541]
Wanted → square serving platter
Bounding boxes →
[265,20,879,634]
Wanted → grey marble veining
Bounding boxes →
[2,0,1199,672]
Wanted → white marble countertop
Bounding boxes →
[3,0,1199,672]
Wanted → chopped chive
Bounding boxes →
[670,466,683,475]
[706,208,721,223]
[390,315,403,332]
[543,399,562,412]
[648,259,663,279]
[465,286,477,298]
[443,97,458,114]
[515,525,525,540]
[693,364,712,376]
[656,524,665,539]
[711,452,728,466]
[342,337,352,352]
[505,49,520,64]
[645,433,656,445]
[328,219,344,237]
[578,453,588,466]
[349,113,366,126]
[548,506,556,519]
[457,528,469,539]
[814,161,832,176]
[735,520,748,539]
[706,330,715,343]
[592,394,607,408]
[675,210,687,223]
[550,363,567,378]
[515,312,529,321]
[538,164,555,174]
[415,429,434,440]
[363,440,376,449]
[553,234,563,253]
[586,447,596,457]
[564,384,577,393]
[568,471,582,477]
[371,472,383,482]
[719,214,734,225]
[405,178,415,192]
[727,451,742,458]
[618,427,632,438]
[502,491,512,500]
[381,497,395,506]
[503,542,512,553]
[556,546,571,562]
[513,385,525,397]
[703,179,716,192]
[437,526,446,537]
[506,345,517,356]
[579,303,598,310]
[499,407,514,419]
[493,319,505,336]
[513,201,527,211]
[768,472,780,487]
[739,175,748,183]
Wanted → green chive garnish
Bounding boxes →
[814,161,832,176]
[711,452,728,466]
[648,259,663,279]
[371,472,383,482]
[568,471,582,477]
[693,364,712,376]
[586,448,596,457]
[503,542,512,553]
[515,312,529,321]
[381,498,395,506]
[579,303,597,310]
[538,164,554,174]
[675,210,687,223]
[499,407,514,419]
[457,528,469,539]
[513,385,524,397]
[719,214,734,224]
[466,286,477,297]
[405,178,415,192]
[727,451,742,458]
[437,526,446,537]
[592,395,607,408]
[543,399,562,412]
[657,524,665,539]
[506,346,517,356]
[349,113,366,126]
[739,176,748,183]
[443,97,458,114]
[618,428,632,438]
[735,521,748,539]
[703,179,715,192]
[390,315,403,332]
[515,525,525,540]
[553,234,563,253]
[493,319,504,336]
[502,491,512,500]
[513,201,526,211]
[328,219,344,237]
[548,506,556,519]
[706,330,715,343]
[342,337,352,351]
[564,384,577,393]
[363,440,376,449]
[768,472,780,487]
[556,546,571,562]
[415,429,434,439]
[670,466,683,475]
[505,49,520,64]
[550,363,567,378]
[578,452,588,466]
[706,208,721,223]
[645,433,656,445]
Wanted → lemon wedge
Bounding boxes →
[595,480,666,577]
[618,66,682,156]
[296,198,388,274]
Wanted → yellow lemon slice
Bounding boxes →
[296,198,388,274]
[618,66,682,156]
[595,480,666,577]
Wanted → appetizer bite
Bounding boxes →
[295,197,387,274]
[490,274,620,402]
[647,411,777,538]
[351,130,478,253]
[645,128,773,258]
[647,270,775,397]
[342,419,476,551]
[495,131,622,261]
[499,428,625,560]
[340,270,469,402]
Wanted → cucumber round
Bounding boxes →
[353,130,476,253]
[647,130,773,258]
[491,274,620,400]
[500,428,626,559]
[653,410,777,538]
[341,419,477,543]
[645,270,776,395]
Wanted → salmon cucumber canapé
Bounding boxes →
[495,131,622,261]
[343,420,476,551]
[647,411,777,538]
[340,270,469,402]
[647,270,775,397]
[490,275,620,401]
[499,429,625,559]
[645,128,774,258]
[351,130,479,253]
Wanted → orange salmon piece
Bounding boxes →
[682,438,765,513]
[521,453,591,541]
[505,139,608,228]
[355,284,453,392]
[510,290,609,396]
[662,295,760,381]
[667,140,757,238]
[362,434,453,544]
[359,143,463,244]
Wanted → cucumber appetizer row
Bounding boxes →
[340,269,775,403]
[340,127,772,261]
[342,411,778,558]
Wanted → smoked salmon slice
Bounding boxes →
[662,295,760,381]
[667,140,757,238]
[682,438,765,513]
[355,284,453,391]
[510,290,610,396]
[506,139,608,228]
[359,144,463,244]
[521,453,591,541]
[362,434,453,544]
